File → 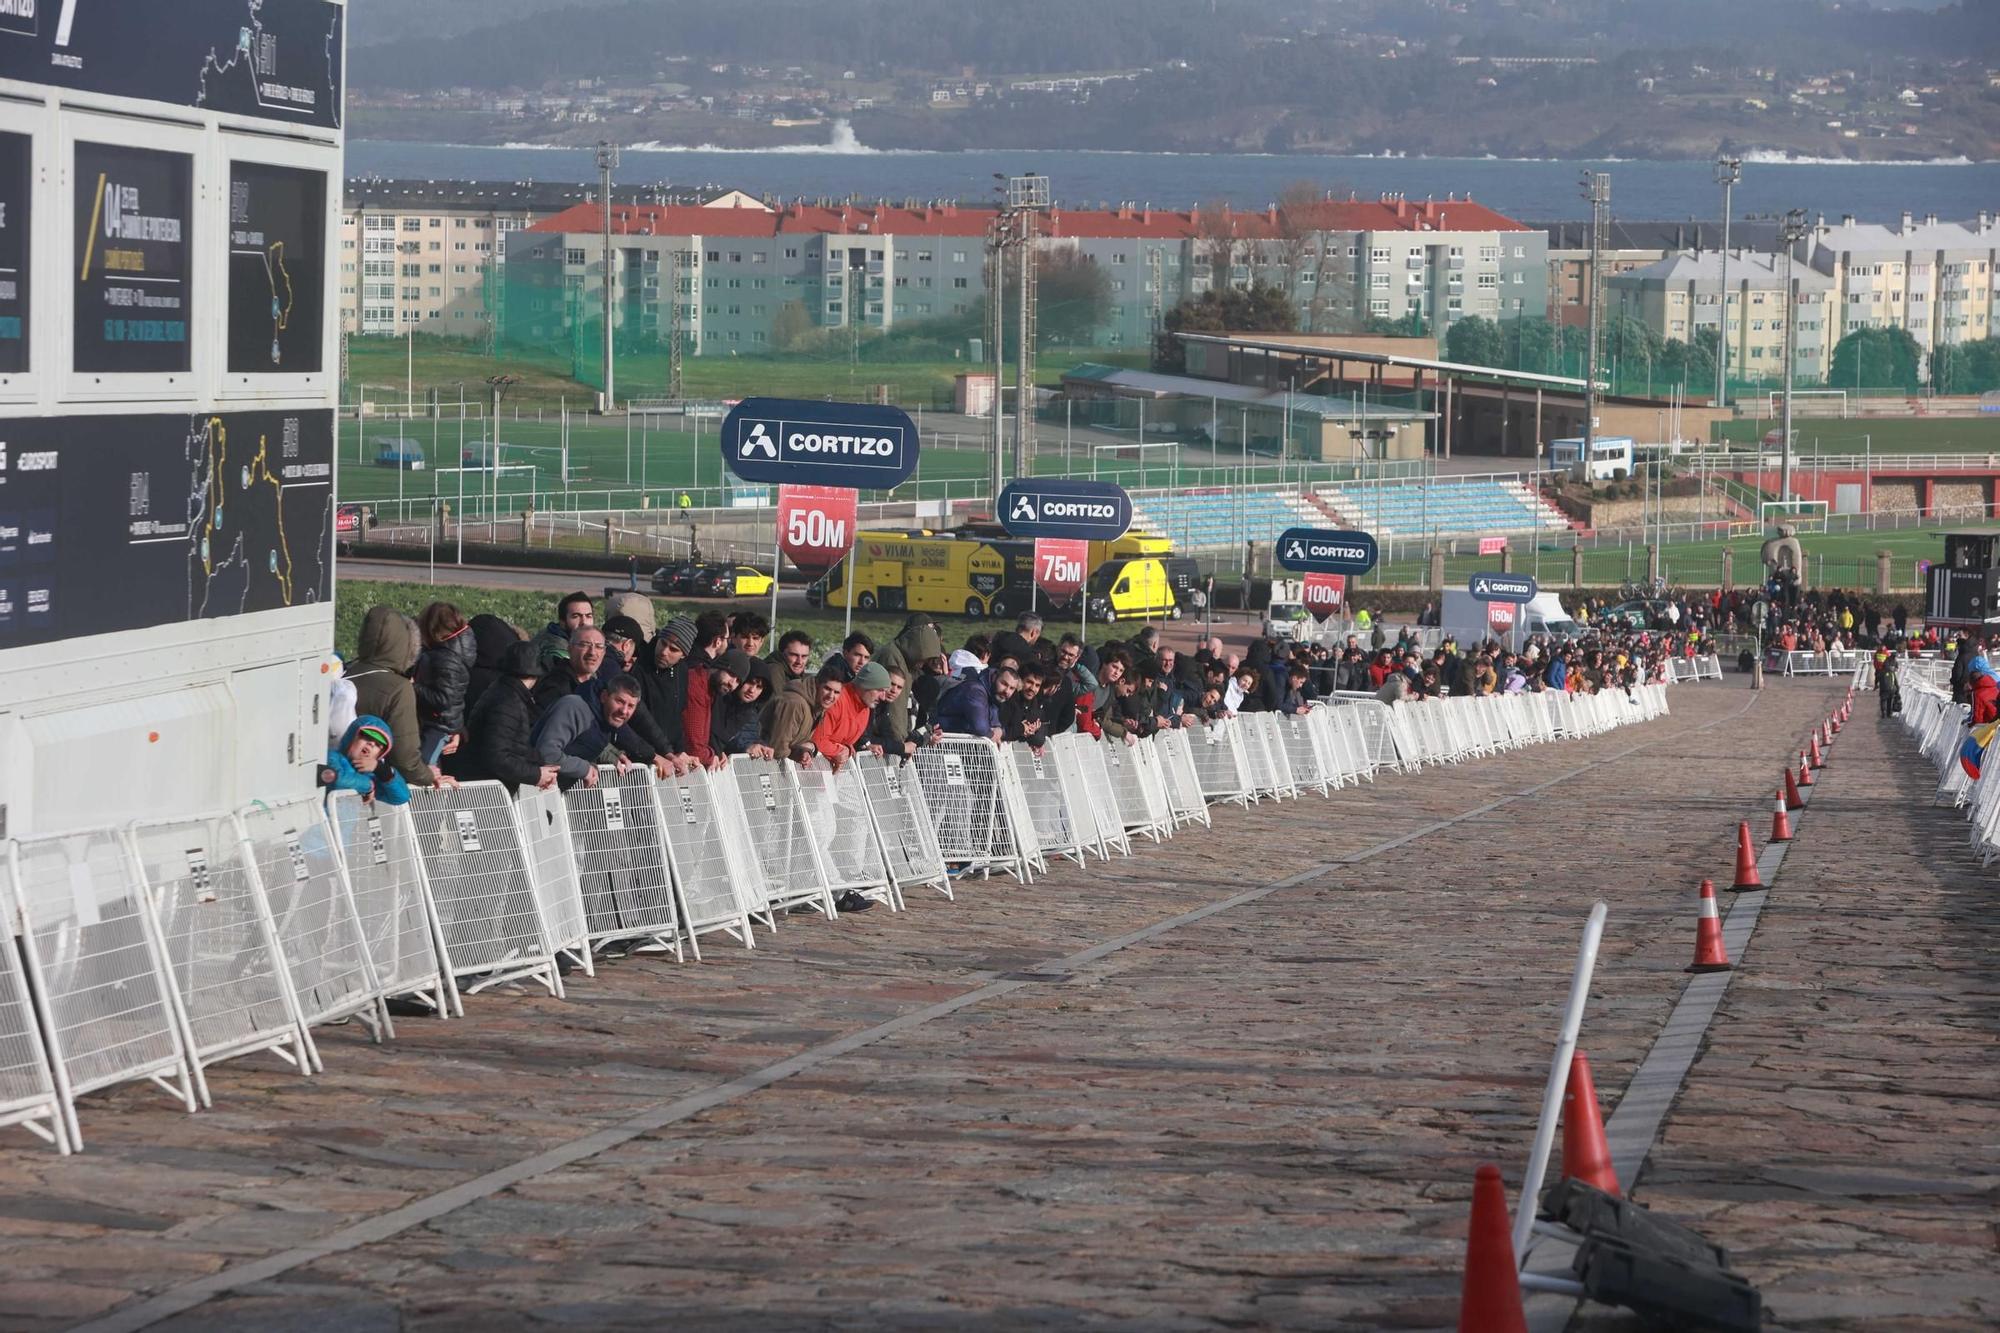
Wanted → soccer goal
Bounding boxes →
[1760,498,1830,533]
[1765,389,1848,419]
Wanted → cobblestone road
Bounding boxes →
[4,679,1988,1331]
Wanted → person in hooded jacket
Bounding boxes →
[345,606,449,792]
[414,601,477,764]
[682,648,754,768]
[319,715,411,806]
[459,613,525,719]
[873,614,944,748]
[1971,652,2000,725]
[460,641,561,794]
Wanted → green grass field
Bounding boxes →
[1366,520,1989,593]
[338,411,1344,518]
[1716,416,2000,453]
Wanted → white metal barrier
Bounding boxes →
[5,830,197,1150]
[852,756,951,900]
[1007,742,1092,866]
[1190,717,1255,806]
[656,768,763,948]
[127,814,309,1095]
[0,894,68,1152]
[730,760,837,919]
[327,795,457,1016]
[408,782,565,999]
[4,641,1684,1151]
[242,802,390,1062]
[1055,734,1135,858]
[563,768,687,959]
[795,759,900,910]
[1152,728,1212,829]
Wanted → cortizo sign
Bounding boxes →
[1274,527,1378,576]
[997,479,1132,542]
[721,397,920,490]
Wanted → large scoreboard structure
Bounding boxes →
[0,1,345,838]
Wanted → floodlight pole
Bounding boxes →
[1777,209,1809,508]
[1580,172,1611,464]
[1713,155,1740,409]
[597,141,620,414]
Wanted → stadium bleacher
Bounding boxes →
[1127,488,1323,552]
[1127,478,1574,551]
[1315,478,1573,542]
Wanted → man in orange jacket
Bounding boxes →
[813,661,891,768]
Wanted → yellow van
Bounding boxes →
[1084,556,1204,623]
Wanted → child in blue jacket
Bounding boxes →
[320,716,412,806]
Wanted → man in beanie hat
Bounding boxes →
[637,614,698,754]
[813,659,892,769]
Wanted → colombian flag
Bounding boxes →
[1960,720,1999,779]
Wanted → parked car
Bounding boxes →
[1596,599,1667,630]
[691,564,775,598]
[651,560,709,595]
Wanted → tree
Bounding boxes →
[770,300,816,353]
[1931,337,2000,395]
[1444,315,1506,367]
[1361,312,1430,338]
[1829,326,1923,393]
[1036,248,1113,348]
[1152,283,1298,372]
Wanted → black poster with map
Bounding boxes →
[228,162,325,373]
[0,0,343,131]
[0,409,333,647]
[0,132,28,374]
[73,142,192,374]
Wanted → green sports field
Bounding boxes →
[1366,520,1988,594]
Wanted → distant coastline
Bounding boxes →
[347,139,2000,224]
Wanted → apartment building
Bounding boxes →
[1606,249,1838,384]
[1535,219,1788,329]
[339,180,598,337]
[505,192,1548,356]
[1808,212,2000,357]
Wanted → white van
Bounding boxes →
[1441,589,1581,650]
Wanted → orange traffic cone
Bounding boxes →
[1458,1163,1528,1333]
[1809,735,1825,769]
[1797,750,1815,787]
[1561,1050,1621,1197]
[1768,792,1793,844]
[1784,766,1805,811]
[1822,719,1835,749]
[1730,821,1763,890]
[1688,878,1733,973]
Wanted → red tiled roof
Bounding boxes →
[528,195,1530,239]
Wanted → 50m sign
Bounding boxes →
[776,485,857,573]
